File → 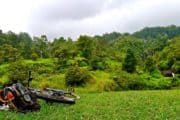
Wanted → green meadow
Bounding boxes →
[0,90,179,120]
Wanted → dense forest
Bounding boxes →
[0,25,179,91]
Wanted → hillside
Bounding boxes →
[0,25,179,91]
[133,25,180,39]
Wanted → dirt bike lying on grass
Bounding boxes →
[0,83,80,112]
[29,87,80,104]
[0,72,80,112]
[27,71,80,104]
[0,83,40,112]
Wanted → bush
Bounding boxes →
[150,69,162,78]
[158,78,172,89]
[112,71,145,90]
[172,61,180,73]
[140,73,173,89]
[159,60,170,70]
[97,80,118,91]
[8,60,30,85]
[171,75,180,87]
[65,66,91,86]
[90,56,107,70]
[103,80,118,91]
[144,56,156,72]
[31,53,38,61]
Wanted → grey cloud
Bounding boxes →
[27,0,180,40]
[121,1,180,33]
[28,0,136,39]
[33,0,107,21]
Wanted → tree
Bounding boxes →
[144,56,156,72]
[112,36,144,63]
[52,38,77,71]
[133,25,180,39]
[18,32,33,59]
[32,35,50,58]
[156,36,180,73]
[0,44,20,63]
[76,35,96,59]
[6,31,19,47]
[122,49,137,73]
[95,32,121,43]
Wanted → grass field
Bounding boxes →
[0,90,179,120]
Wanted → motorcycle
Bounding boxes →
[0,71,80,112]
[27,71,80,104]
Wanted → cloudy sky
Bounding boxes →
[0,0,180,40]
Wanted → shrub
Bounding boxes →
[97,80,118,91]
[90,56,107,70]
[150,69,162,78]
[91,61,106,70]
[31,53,38,61]
[171,75,180,87]
[172,61,180,73]
[140,73,174,89]
[112,71,145,90]
[103,80,118,91]
[159,60,170,70]
[158,78,171,89]
[144,56,156,72]
[8,60,30,85]
[65,66,91,86]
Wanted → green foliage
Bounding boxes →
[0,25,180,91]
[156,36,180,73]
[133,25,180,39]
[95,32,121,43]
[0,44,20,63]
[140,72,172,89]
[65,66,91,86]
[97,80,118,91]
[55,47,69,71]
[32,35,50,58]
[77,35,96,59]
[26,59,55,75]
[8,61,29,85]
[69,56,88,67]
[18,32,33,59]
[53,39,77,72]
[36,74,65,89]
[122,49,137,73]
[172,61,180,73]
[31,52,39,61]
[90,56,107,70]
[144,56,156,72]
[159,60,170,70]
[111,35,144,62]
[112,71,145,90]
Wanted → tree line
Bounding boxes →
[0,25,179,90]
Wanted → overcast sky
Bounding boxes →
[0,0,180,40]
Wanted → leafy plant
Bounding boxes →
[8,60,29,85]
[65,66,91,86]
[122,49,137,73]
[112,71,145,90]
